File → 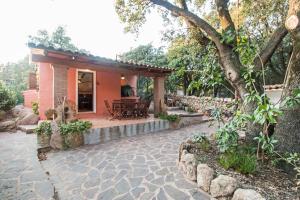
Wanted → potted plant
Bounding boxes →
[35,121,52,148]
[159,113,181,129]
[59,120,92,148]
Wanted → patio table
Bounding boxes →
[112,100,142,119]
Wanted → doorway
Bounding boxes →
[77,70,96,112]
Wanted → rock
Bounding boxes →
[0,120,16,131]
[64,133,83,148]
[49,122,63,150]
[179,150,197,181]
[18,113,39,125]
[210,175,238,198]
[12,105,24,117]
[232,189,265,200]
[12,105,39,125]
[197,164,214,192]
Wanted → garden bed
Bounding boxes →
[185,141,299,199]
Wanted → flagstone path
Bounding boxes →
[0,131,55,200]
[42,122,217,200]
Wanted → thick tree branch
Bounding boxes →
[254,25,288,70]
[215,0,236,31]
[150,0,222,45]
[177,0,188,10]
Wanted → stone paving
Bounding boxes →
[0,131,55,200]
[42,122,217,200]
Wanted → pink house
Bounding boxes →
[27,43,172,120]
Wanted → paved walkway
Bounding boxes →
[0,131,55,200]
[42,122,217,200]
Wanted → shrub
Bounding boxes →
[34,121,52,136]
[236,154,257,174]
[218,147,257,174]
[192,134,211,151]
[158,113,180,122]
[215,124,239,153]
[219,152,239,170]
[0,82,16,111]
[59,120,92,135]
[32,102,39,115]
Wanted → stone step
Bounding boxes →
[84,119,170,145]
[167,106,181,111]
[167,110,204,117]
[17,125,38,134]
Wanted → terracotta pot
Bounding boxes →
[37,134,51,148]
[170,121,181,130]
[64,133,84,148]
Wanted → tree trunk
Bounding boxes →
[275,0,300,153]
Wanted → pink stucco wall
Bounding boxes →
[22,90,38,108]
[38,64,137,119]
[67,68,122,118]
[38,63,53,119]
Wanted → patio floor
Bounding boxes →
[0,131,54,200]
[42,122,218,200]
[85,114,162,129]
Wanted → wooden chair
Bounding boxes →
[104,100,121,120]
[140,100,151,118]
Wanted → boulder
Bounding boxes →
[18,113,39,125]
[49,121,63,150]
[232,189,265,200]
[197,164,214,192]
[12,105,25,117]
[12,105,39,125]
[179,150,197,181]
[0,120,16,131]
[210,175,238,198]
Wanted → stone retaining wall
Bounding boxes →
[172,95,233,113]
[84,119,170,145]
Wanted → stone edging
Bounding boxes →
[178,148,265,200]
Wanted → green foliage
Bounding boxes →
[254,132,278,155]
[28,26,89,54]
[0,56,35,104]
[0,82,16,111]
[120,44,167,97]
[253,102,282,125]
[192,134,207,143]
[274,152,300,188]
[59,120,92,136]
[215,124,239,153]
[210,107,224,127]
[192,134,210,151]
[167,39,225,96]
[221,28,236,45]
[31,102,39,115]
[158,113,179,122]
[282,88,300,108]
[218,147,257,174]
[34,121,52,136]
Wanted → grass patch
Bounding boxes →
[218,146,257,174]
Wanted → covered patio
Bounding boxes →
[28,43,173,120]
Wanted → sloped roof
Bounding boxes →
[28,43,173,75]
